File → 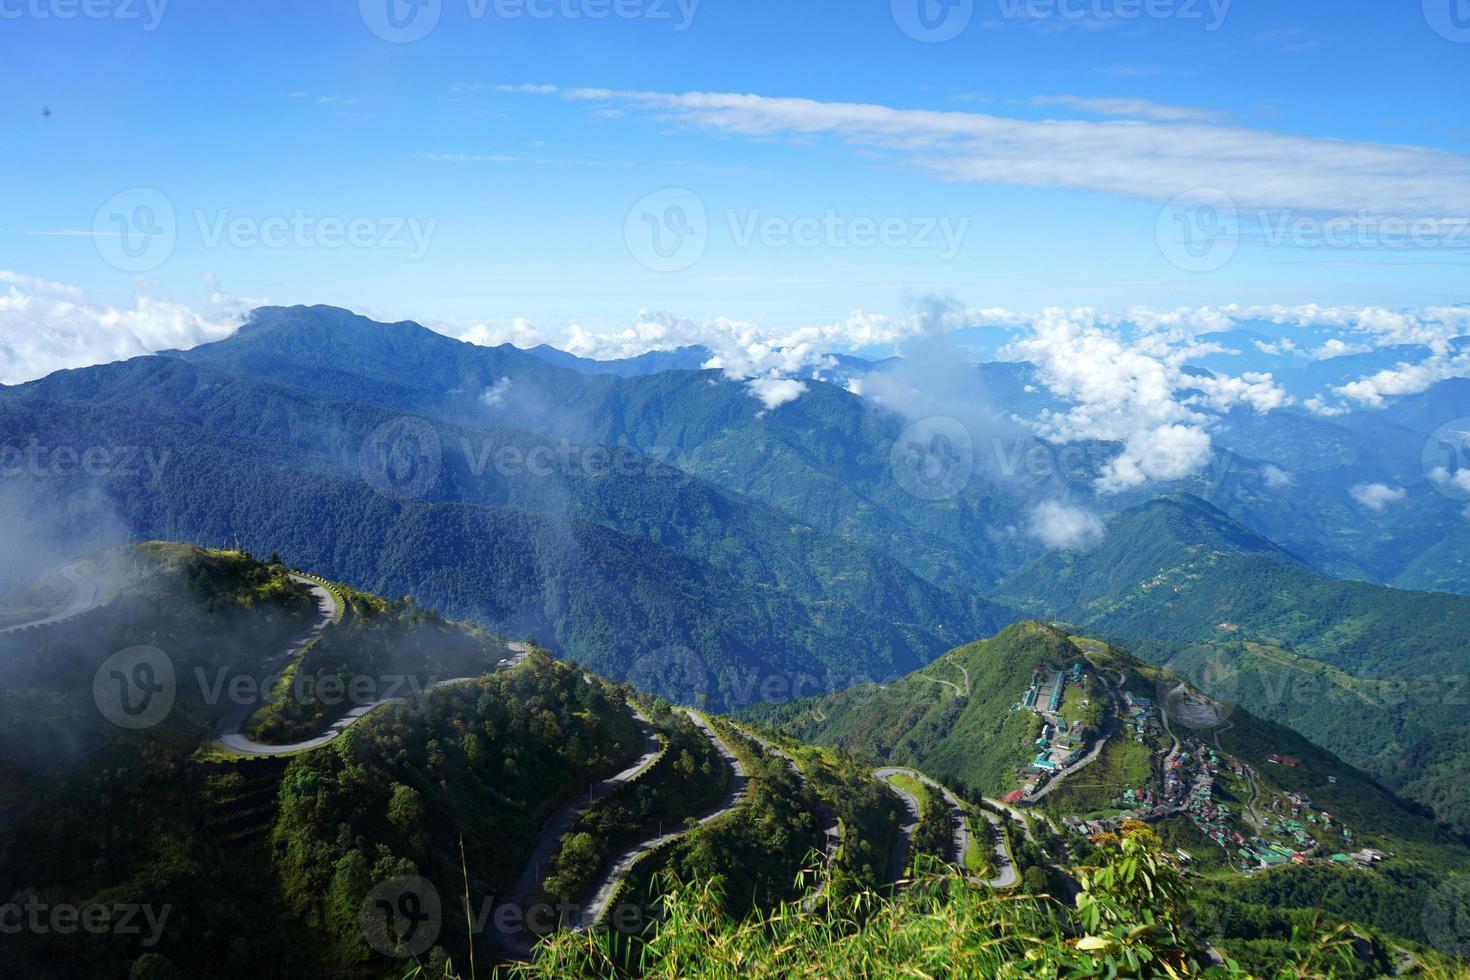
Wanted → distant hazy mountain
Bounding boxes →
[5,319,1015,708]
[996,494,1470,677]
[523,343,716,377]
[519,341,898,385]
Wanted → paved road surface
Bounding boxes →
[492,702,666,959]
[214,580,528,756]
[1,561,102,634]
[878,767,1017,889]
[729,724,843,907]
[212,576,341,754]
[571,710,748,930]
[876,768,923,891]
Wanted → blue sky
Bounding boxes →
[2,0,1468,361]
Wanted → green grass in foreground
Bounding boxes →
[401,823,1470,979]
[492,825,1466,978]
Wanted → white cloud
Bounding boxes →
[1304,395,1348,417]
[522,86,1470,219]
[1350,483,1408,511]
[1028,501,1107,550]
[1309,338,1371,360]
[1261,465,1295,489]
[440,302,1466,429]
[1254,338,1302,358]
[1096,424,1215,494]
[746,376,807,411]
[1026,95,1221,123]
[289,91,359,107]
[995,309,1284,492]
[1430,466,1470,496]
[453,316,551,350]
[1334,350,1470,407]
[0,271,250,385]
[480,377,513,408]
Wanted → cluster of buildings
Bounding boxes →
[1122,691,1159,741]
[1012,664,1090,791]
[1037,678,1394,882]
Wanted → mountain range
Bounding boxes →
[6,306,1470,977]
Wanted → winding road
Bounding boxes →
[728,724,843,907]
[214,578,529,756]
[877,767,1018,890]
[570,710,748,931]
[0,561,103,634]
[492,703,666,960]
[212,576,342,755]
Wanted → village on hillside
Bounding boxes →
[1003,653,1390,877]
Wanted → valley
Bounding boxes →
[4,314,1470,979]
[3,547,1467,977]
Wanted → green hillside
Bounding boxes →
[5,552,1469,977]
[995,494,1470,679]
[743,621,1470,964]
[992,495,1470,829]
[2,357,1011,711]
[743,621,1076,799]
